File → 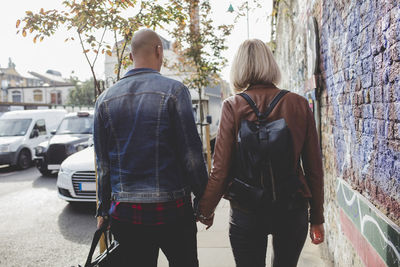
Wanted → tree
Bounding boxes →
[17,0,185,97]
[68,77,95,106]
[170,0,236,139]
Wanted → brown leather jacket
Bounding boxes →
[198,84,324,224]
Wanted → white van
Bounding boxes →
[0,109,67,169]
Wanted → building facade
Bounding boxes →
[0,61,73,107]
[7,85,72,105]
[273,0,400,266]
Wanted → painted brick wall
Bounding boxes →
[274,0,400,266]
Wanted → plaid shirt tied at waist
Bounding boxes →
[109,196,192,225]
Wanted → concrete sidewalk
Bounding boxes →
[158,199,332,267]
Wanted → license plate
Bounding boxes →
[48,164,61,170]
[79,182,96,191]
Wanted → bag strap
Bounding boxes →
[84,227,109,267]
[238,92,262,118]
[261,90,289,118]
[239,90,289,120]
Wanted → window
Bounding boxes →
[33,90,43,102]
[0,119,31,137]
[56,116,93,135]
[50,91,62,104]
[57,92,62,104]
[51,92,56,104]
[12,91,21,103]
[33,119,46,135]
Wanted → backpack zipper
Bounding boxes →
[261,169,265,188]
[268,160,277,201]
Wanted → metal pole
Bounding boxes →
[95,154,107,253]
[246,1,249,39]
[205,124,212,172]
[94,90,107,253]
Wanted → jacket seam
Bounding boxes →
[104,91,168,103]
[171,86,192,162]
[120,70,160,80]
[111,186,191,202]
[104,101,123,193]
[155,95,166,192]
[170,84,187,101]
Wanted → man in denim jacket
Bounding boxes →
[94,29,208,267]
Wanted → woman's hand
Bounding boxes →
[97,216,110,230]
[198,213,215,230]
[310,224,324,245]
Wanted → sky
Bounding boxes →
[0,0,272,82]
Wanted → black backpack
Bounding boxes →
[227,90,302,209]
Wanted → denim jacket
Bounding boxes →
[94,68,208,217]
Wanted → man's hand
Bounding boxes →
[198,213,215,230]
[310,224,324,245]
[97,216,109,230]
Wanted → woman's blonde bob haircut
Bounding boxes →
[230,39,281,93]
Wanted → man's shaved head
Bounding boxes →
[131,29,163,57]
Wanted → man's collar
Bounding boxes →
[122,68,160,79]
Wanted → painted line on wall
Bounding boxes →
[337,179,400,267]
[340,209,387,267]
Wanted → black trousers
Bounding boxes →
[229,200,309,267]
[110,216,199,267]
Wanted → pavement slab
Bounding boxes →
[158,199,332,267]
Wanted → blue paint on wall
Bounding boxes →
[320,0,400,207]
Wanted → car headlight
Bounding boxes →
[0,144,10,153]
[57,166,74,188]
[75,143,88,152]
[59,166,74,176]
[66,142,89,155]
[35,146,46,156]
[66,144,76,155]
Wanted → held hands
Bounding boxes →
[97,216,110,230]
[197,213,215,230]
[310,224,325,245]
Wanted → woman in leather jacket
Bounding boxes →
[197,39,325,267]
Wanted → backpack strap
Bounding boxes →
[261,90,289,119]
[239,90,289,120]
[238,92,262,118]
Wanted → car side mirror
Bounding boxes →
[30,129,39,139]
[50,130,57,135]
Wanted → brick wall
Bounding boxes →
[274,0,400,265]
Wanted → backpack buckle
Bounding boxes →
[258,127,269,140]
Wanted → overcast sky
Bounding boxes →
[0,0,272,82]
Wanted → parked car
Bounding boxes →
[57,146,96,202]
[0,109,67,169]
[34,111,94,175]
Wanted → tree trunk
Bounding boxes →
[189,0,204,141]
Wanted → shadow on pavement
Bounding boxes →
[58,202,97,245]
[32,174,57,190]
[0,163,36,174]
[0,166,42,183]
[0,165,16,173]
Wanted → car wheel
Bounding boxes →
[17,149,31,169]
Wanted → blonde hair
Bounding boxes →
[230,39,281,93]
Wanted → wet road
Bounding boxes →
[0,166,97,267]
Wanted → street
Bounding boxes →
[0,166,331,267]
[0,166,96,267]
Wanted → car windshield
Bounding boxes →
[56,116,93,135]
[0,119,32,137]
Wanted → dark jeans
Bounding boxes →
[229,200,309,267]
[110,216,198,267]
